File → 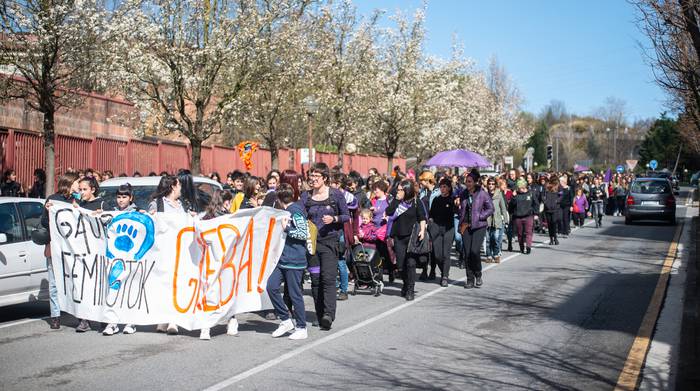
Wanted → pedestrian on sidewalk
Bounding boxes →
[498,178,515,252]
[509,179,537,254]
[458,171,494,289]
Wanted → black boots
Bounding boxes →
[549,238,555,245]
[525,247,531,255]
[465,271,475,289]
[475,276,483,287]
[428,267,436,281]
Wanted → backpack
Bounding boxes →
[306,220,318,255]
[299,190,341,255]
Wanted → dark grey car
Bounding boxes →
[625,178,676,225]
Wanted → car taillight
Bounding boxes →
[666,196,676,207]
[627,195,635,205]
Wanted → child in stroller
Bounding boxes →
[351,209,384,296]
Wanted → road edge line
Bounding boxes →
[614,221,684,391]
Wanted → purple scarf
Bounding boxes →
[387,200,412,236]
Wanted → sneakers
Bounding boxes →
[76,319,90,333]
[226,318,239,336]
[440,277,448,287]
[494,255,501,264]
[50,317,60,330]
[166,323,179,335]
[156,323,168,333]
[475,276,483,287]
[272,319,295,338]
[319,314,333,330]
[337,292,348,301]
[102,323,119,336]
[485,256,493,263]
[288,327,308,340]
[199,328,211,340]
[465,279,475,289]
[123,324,136,334]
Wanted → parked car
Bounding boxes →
[690,170,700,186]
[99,176,222,211]
[0,197,48,307]
[625,178,676,225]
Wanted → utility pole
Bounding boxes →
[555,135,559,172]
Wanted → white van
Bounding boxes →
[0,197,48,307]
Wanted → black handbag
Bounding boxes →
[408,223,431,255]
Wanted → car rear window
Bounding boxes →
[99,186,157,211]
[631,180,670,194]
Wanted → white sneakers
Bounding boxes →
[272,319,295,338]
[271,320,307,340]
[102,323,119,336]
[200,328,211,340]
[166,323,179,335]
[103,324,137,335]
[288,328,308,340]
[227,318,239,336]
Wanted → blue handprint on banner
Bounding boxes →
[106,212,155,290]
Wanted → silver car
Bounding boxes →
[625,178,676,225]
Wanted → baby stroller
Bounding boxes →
[350,243,384,296]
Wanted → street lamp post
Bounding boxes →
[303,95,319,164]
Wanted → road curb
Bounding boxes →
[676,215,700,390]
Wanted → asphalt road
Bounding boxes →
[0,192,693,391]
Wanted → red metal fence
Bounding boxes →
[0,129,405,190]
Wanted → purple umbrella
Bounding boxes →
[425,149,492,168]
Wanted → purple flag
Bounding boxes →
[604,168,612,182]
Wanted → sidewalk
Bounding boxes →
[677,214,699,390]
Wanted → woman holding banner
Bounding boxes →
[40,172,81,330]
[150,176,186,335]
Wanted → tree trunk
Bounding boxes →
[337,148,344,169]
[270,141,279,170]
[190,139,202,175]
[44,109,56,194]
[387,152,394,175]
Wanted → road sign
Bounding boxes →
[616,165,625,174]
[504,156,513,166]
[300,148,315,164]
[649,160,658,170]
[626,160,638,171]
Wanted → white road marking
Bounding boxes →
[203,220,596,390]
[0,317,45,330]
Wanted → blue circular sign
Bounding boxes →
[616,165,625,174]
[649,160,658,170]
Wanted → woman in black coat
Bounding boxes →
[386,179,426,301]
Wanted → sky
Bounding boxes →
[353,0,667,123]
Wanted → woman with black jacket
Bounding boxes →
[386,179,426,301]
[429,178,457,287]
[558,175,574,237]
[1,169,24,197]
[543,178,562,245]
[40,172,80,330]
[509,179,538,254]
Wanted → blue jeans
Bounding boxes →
[267,267,306,328]
[453,216,463,253]
[486,227,503,257]
[337,259,349,293]
[46,257,60,318]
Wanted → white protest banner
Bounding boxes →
[49,203,288,330]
